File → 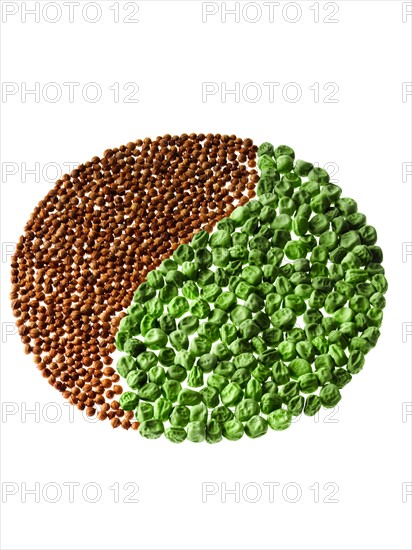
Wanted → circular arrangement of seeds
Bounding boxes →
[11,136,387,441]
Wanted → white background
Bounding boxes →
[1,1,411,549]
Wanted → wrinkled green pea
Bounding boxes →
[144,328,168,350]
[187,365,204,388]
[267,408,292,431]
[138,383,161,402]
[139,419,164,439]
[119,391,139,411]
[170,405,190,427]
[165,426,187,443]
[187,421,206,443]
[136,401,154,422]
[304,394,321,416]
[148,366,166,385]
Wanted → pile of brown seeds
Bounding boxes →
[10,133,258,429]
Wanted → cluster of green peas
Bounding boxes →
[114,142,387,443]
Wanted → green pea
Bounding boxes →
[119,391,139,411]
[208,308,228,326]
[144,328,168,350]
[332,368,352,388]
[144,298,164,319]
[271,308,296,330]
[197,322,220,342]
[222,418,244,441]
[165,270,185,287]
[233,352,257,371]
[153,397,173,422]
[237,319,259,340]
[168,329,188,351]
[361,326,381,346]
[146,271,164,290]
[206,419,223,444]
[366,307,383,327]
[230,338,252,357]
[167,296,189,319]
[133,282,156,304]
[272,360,290,385]
[124,338,146,358]
[231,368,251,388]
[178,388,202,406]
[126,369,147,390]
[288,327,306,343]
[256,349,279,368]
[311,335,329,355]
[230,205,249,227]
[212,343,232,361]
[252,336,267,355]
[304,394,321,416]
[139,419,164,439]
[137,383,162,402]
[284,239,307,260]
[196,353,217,373]
[349,337,371,355]
[243,415,268,438]
[251,364,271,383]
[159,283,178,304]
[176,317,198,337]
[165,426,187,443]
[167,365,187,382]
[189,298,210,319]
[214,362,235,380]
[316,366,333,385]
[186,421,206,443]
[159,259,178,275]
[117,355,137,378]
[148,366,166,386]
[221,382,244,406]
[136,402,154,422]
[347,349,365,374]
[189,230,208,250]
[170,404,190,427]
[182,281,199,300]
[270,212,291,233]
[127,302,145,321]
[212,248,230,268]
[158,348,176,367]
[182,261,198,280]
[199,386,219,410]
[267,408,292,431]
[158,313,176,335]
[162,379,181,402]
[187,365,204,388]
[242,217,259,236]
[299,373,319,394]
[208,229,231,248]
[258,142,275,157]
[200,283,221,303]
[304,323,324,342]
[261,327,282,347]
[211,405,233,424]
[260,393,281,414]
[289,358,312,378]
[190,336,212,356]
[174,350,195,370]
[328,344,347,367]
[278,341,296,361]
[359,225,377,245]
[279,380,299,403]
[288,395,305,416]
[207,373,229,393]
